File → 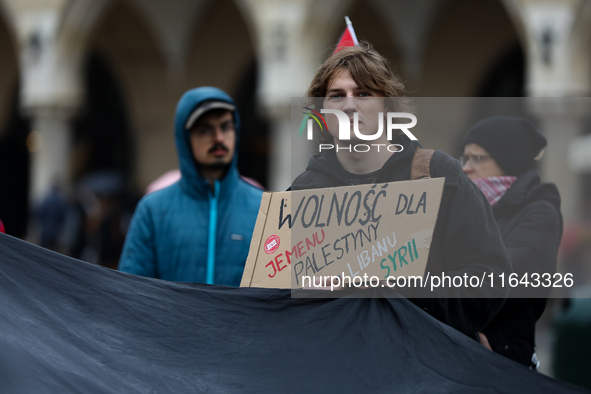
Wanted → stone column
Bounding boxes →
[239,0,332,191]
[16,5,84,204]
[510,0,591,221]
[267,107,293,192]
[528,98,586,222]
[514,0,589,97]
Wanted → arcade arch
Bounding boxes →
[185,0,264,187]
[421,0,521,97]
[0,9,28,237]
[86,0,169,190]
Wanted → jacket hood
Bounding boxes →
[174,87,241,197]
[494,169,561,211]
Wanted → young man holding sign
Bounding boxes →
[290,43,511,340]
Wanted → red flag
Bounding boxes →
[333,16,359,54]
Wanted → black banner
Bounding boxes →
[0,233,586,393]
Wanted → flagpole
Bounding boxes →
[333,16,359,54]
[345,16,358,45]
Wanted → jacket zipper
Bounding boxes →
[206,180,219,284]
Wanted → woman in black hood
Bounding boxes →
[461,116,563,369]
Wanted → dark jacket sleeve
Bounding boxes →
[401,153,512,336]
[118,198,158,278]
[497,200,562,299]
[502,200,561,277]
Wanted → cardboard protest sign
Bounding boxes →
[240,178,444,289]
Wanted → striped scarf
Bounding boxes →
[472,176,517,206]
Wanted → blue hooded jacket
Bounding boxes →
[119,87,263,285]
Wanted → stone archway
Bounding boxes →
[421,0,522,97]
[0,9,28,238]
[185,0,266,187]
[87,0,170,190]
[0,5,16,134]
[336,0,404,82]
[477,44,525,97]
[71,51,132,182]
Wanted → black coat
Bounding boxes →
[482,169,563,367]
[291,137,512,338]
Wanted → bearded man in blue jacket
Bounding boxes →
[119,87,263,285]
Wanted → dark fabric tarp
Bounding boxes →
[0,233,586,393]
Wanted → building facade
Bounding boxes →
[0,0,589,237]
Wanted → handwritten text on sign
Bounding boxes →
[240,179,444,289]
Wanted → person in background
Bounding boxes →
[0,218,5,234]
[119,87,263,285]
[35,183,69,251]
[461,116,563,369]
